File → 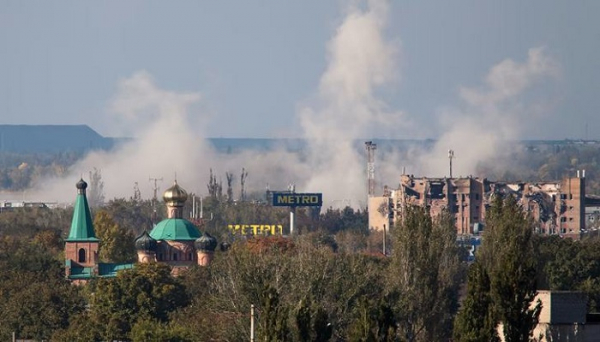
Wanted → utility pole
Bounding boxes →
[365,141,377,196]
[149,177,163,224]
[448,149,455,178]
[250,304,255,342]
[289,184,296,235]
[383,224,387,256]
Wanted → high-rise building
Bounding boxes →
[369,172,586,239]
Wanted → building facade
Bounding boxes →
[369,172,586,239]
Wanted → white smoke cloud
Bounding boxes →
[419,47,560,178]
[33,71,214,202]
[298,0,405,206]
[28,0,404,209]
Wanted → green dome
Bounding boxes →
[195,232,218,252]
[149,218,201,241]
[135,230,157,251]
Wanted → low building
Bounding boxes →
[498,291,600,342]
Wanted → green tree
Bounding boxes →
[295,296,333,342]
[453,261,498,342]
[348,297,396,342]
[390,206,464,342]
[89,262,190,340]
[0,238,86,341]
[130,318,192,342]
[258,285,291,342]
[94,210,136,263]
[477,196,541,342]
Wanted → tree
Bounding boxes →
[88,167,105,207]
[453,262,498,342]
[94,210,136,263]
[469,196,541,341]
[130,318,192,342]
[257,285,291,342]
[348,297,396,342]
[240,167,248,201]
[295,296,333,342]
[0,238,86,341]
[226,171,234,202]
[207,168,223,200]
[104,198,155,235]
[390,205,464,342]
[89,263,190,340]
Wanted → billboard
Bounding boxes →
[228,224,284,235]
[272,193,323,207]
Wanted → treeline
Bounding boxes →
[2,196,600,340]
[2,142,600,192]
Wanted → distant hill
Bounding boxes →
[0,125,115,153]
[1,124,598,155]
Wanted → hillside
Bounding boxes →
[0,125,115,153]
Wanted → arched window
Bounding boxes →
[78,248,86,263]
[173,253,178,261]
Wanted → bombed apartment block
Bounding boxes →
[369,171,586,239]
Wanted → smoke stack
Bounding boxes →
[583,170,586,178]
[577,170,580,178]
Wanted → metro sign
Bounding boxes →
[272,193,323,207]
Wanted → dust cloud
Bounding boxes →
[28,2,559,208]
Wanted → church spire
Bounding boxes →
[66,179,99,241]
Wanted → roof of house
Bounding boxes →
[66,259,134,280]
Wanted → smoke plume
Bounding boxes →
[298,0,405,207]
[30,0,403,208]
[419,47,559,178]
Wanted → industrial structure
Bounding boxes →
[369,171,587,239]
[365,141,377,197]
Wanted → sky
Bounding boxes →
[1,0,600,205]
[1,0,599,140]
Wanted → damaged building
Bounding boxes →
[369,171,586,239]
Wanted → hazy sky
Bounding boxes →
[1,0,599,140]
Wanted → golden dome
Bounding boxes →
[163,180,188,207]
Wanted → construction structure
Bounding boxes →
[369,171,586,239]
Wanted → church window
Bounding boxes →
[78,248,86,263]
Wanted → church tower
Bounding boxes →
[65,179,99,276]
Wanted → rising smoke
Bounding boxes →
[33,0,403,208]
[419,47,560,178]
[31,1,559,208]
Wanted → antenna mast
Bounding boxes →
[149,177,163,224]
[448,150,455,178]
[365,141,377,196]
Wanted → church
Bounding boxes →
[65,178,217,283]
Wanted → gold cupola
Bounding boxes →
[163,180,188,218]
